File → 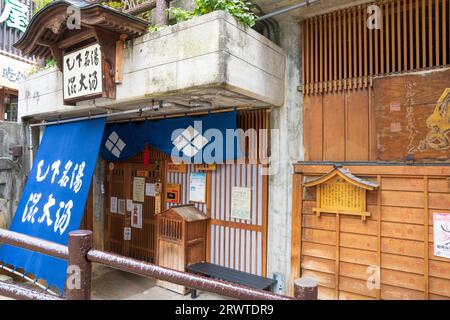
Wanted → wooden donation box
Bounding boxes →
[156,205,209,294]
[304,168,379,221]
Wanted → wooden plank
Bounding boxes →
[391,0,396,72]
[381,253,424,274]
[429,277,450,297]
[381,221,425,241]
[339,290,376,300]
[382,205,425,225]
[338,11,342,90]
[424,176,430,299]
[345,90,370,160]
[302,242,336,260]
[289,174,303,295]
[381,237,425,258]
[422,0,427,69]
[340,247,377,265]
[428,0,433,67]
[381,177,424,191]
[324,14,329,92]
[435,0,440,66]
[339,276,378,298]
[303,228,336,246]
[381,268,425,291]
[302,256,335,274]
[340,261,374,280]
[374,68,450,162]
[322,92,346,161]
[315,16,319,94]
[415,0,420,69]
[301,269,336,289]
[381,284,425,299]
[301,21,306,94]
[443,0,447,65]
[340,233,378,251]
[319,16,323,93]
[429,193,450,209]
[409,0,413,70]
[340,217,378,236]
[381,191,425,208]
[303,94,323,161]
[429,260,450,280]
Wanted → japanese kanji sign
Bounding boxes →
[0,0,29,33]
[434,213,450,259]
[0,118,106,293]
[63,43,103,100]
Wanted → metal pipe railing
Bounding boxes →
[0,228,317,300]
[0,280,63,300]
[87,249,291,300]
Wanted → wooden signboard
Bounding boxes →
[374,69,450,162]
[166,183,181,204]
[195,164,217,171]
[304,168,378,221]
[167,162,187,173]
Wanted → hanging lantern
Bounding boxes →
[143,144,150,166]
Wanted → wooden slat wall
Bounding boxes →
[303,89,376,161]
[291,164,450,300]
[164,110,269,276]
[301,0,450,95]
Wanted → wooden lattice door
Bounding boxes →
[105,159,164,262]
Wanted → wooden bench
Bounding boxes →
[186,262,277,299]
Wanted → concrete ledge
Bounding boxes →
[18,11,285,120]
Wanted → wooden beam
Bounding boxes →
[56,29,97,49]
[115,34,128,84]
[124,0,156,16]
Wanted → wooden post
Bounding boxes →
[155,0,168,26]
[66,230,93,300]
[294,278,318,300]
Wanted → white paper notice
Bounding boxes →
[145,183,156,197]
[118,199,126,215]
[231,187,252,220]
[133,177,145,203]
[126,199,133,212]
[433,213,450,259]
[124,227,131,241]
[110,196,118,214]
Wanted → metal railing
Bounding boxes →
[0,228,318,300]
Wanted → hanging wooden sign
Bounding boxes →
[63,43,103,101]
[304,168,379,221]
[167,162,187,173]
[136,170,149,177]
[195,164,217,171]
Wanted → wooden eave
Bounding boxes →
[304,167,379,190]
[14,1,148,59]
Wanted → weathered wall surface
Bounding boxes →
[267,20,303,294]
[18,11,285,121]
[0,122,25,229]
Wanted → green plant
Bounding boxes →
[32,0,52,14]
[27,58,57,76]
[103,1,124,11]
[167,6,194,23]
[193,0,256,27]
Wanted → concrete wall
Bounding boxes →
[266,20,303,294]
[0,122,26,229]
[18,11,285,121]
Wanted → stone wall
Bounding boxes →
[0,122,25,229]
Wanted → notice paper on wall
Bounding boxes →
[231,187,252,220]
[145,183,156,197]
[131,202,143,229]
[118,199,126,215]
[110,196,118,214]
[433,213,450,259]
[133,177,145,203]
[189,172,206,203]
[124,227,131,241]
[126,199,133,212]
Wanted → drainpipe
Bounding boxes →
[27,124,33,172]
[256,0,319,21]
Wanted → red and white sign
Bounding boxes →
[433,213,450,259]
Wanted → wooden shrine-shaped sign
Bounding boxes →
[13,0,148,103]
[304,168,379,221]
